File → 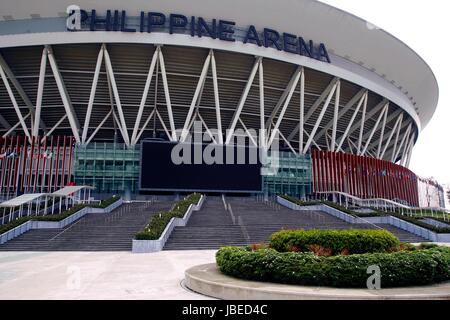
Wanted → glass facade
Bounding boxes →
[73,143,140,194]
[74,144,313,197]
[262,151,312,199]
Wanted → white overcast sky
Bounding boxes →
[319,0,449,185]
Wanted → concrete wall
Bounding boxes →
[0,198,123,244]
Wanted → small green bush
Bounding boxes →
[135,193,201,240]
[216,246,450,288]
[269,229,400,255]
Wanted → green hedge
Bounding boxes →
[216,246,450,288]
[135,193,201,240]
[90,195,121,209]
[269,229,400,255]
[281,195,450,233]
[279,195,383,218]
[0,196,121,234]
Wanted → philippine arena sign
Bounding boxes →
[66,5,331,63]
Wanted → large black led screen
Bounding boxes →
[140,141,262,192]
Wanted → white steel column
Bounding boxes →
[46,45,81,144]
[376,103,389,158]
[103,46,130,146]
[131,48,158,145]
[380,113,403,159]
[86,110,112,145]
[330,80,340,151]
[2,112,30,138]
[393,123,412,162]
[303,80,339,153]
[391,115,404,162]
[299,68,305,153]
[82,45,104,144]
[287,77,339,141]
[268,67,302,148]
[258,59,265,150]
[136,110,156,142]
[181,51,212,142]
[357,92,368,154]
[361,103,389,156]
[404,133,415,168]
[0,53,47,132]
[155,109,172,141]
[315,88,366,142]
[265,66,302,130]
[41,114,68,142]
[0,65,31,141]
[211,50,223,145]
[225,57,261,145]
[238,118,257,147]
[336,91,367,152]
[157,46,176,141]
[33,47,48,137]
[198,112,218,145]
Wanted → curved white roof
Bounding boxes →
[0,0,439,129]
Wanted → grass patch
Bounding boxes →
[135,193,201,240]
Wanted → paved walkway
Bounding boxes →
[0,250,216,299]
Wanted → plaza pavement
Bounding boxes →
[0,250,216,299]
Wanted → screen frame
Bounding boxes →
[138,140,263,193]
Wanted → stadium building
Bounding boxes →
[0,0,441,208]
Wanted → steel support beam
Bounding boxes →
[180,51,212,142]
[265,66,302,130]
[41,114,67,142]
[314,88,366,143]
[299,68,305,153]
[46,45,81,144]
[380,114,403,160]
[259,59,265,150]
[330,80,341,151]
[336,91,367,152]
[103,45,130,146]
[0,53,47,132]
[82,45,104,144]
[211,50,223,145]
[287,77,339,141]
[303,81,339,153]
[131,48,158,145]
[225,57,261,145]
[85,111,112,145]
[268,67,302,148]
[376,103,389,158]
[2,112,30,138]
[0,65,31,141]
[33,47,48,137]
[361,103,388,156]
[135,109,156,143]
[157,46,177,141]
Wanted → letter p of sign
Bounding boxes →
[366,265,381,290]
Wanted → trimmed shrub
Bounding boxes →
[269,229,400,255]
[216,246,450,288]
[90,195,121,209]
[135,193,201,240]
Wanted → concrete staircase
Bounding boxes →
[0,201,173,251]
[164,197,247,250]
[164,197,428,250]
